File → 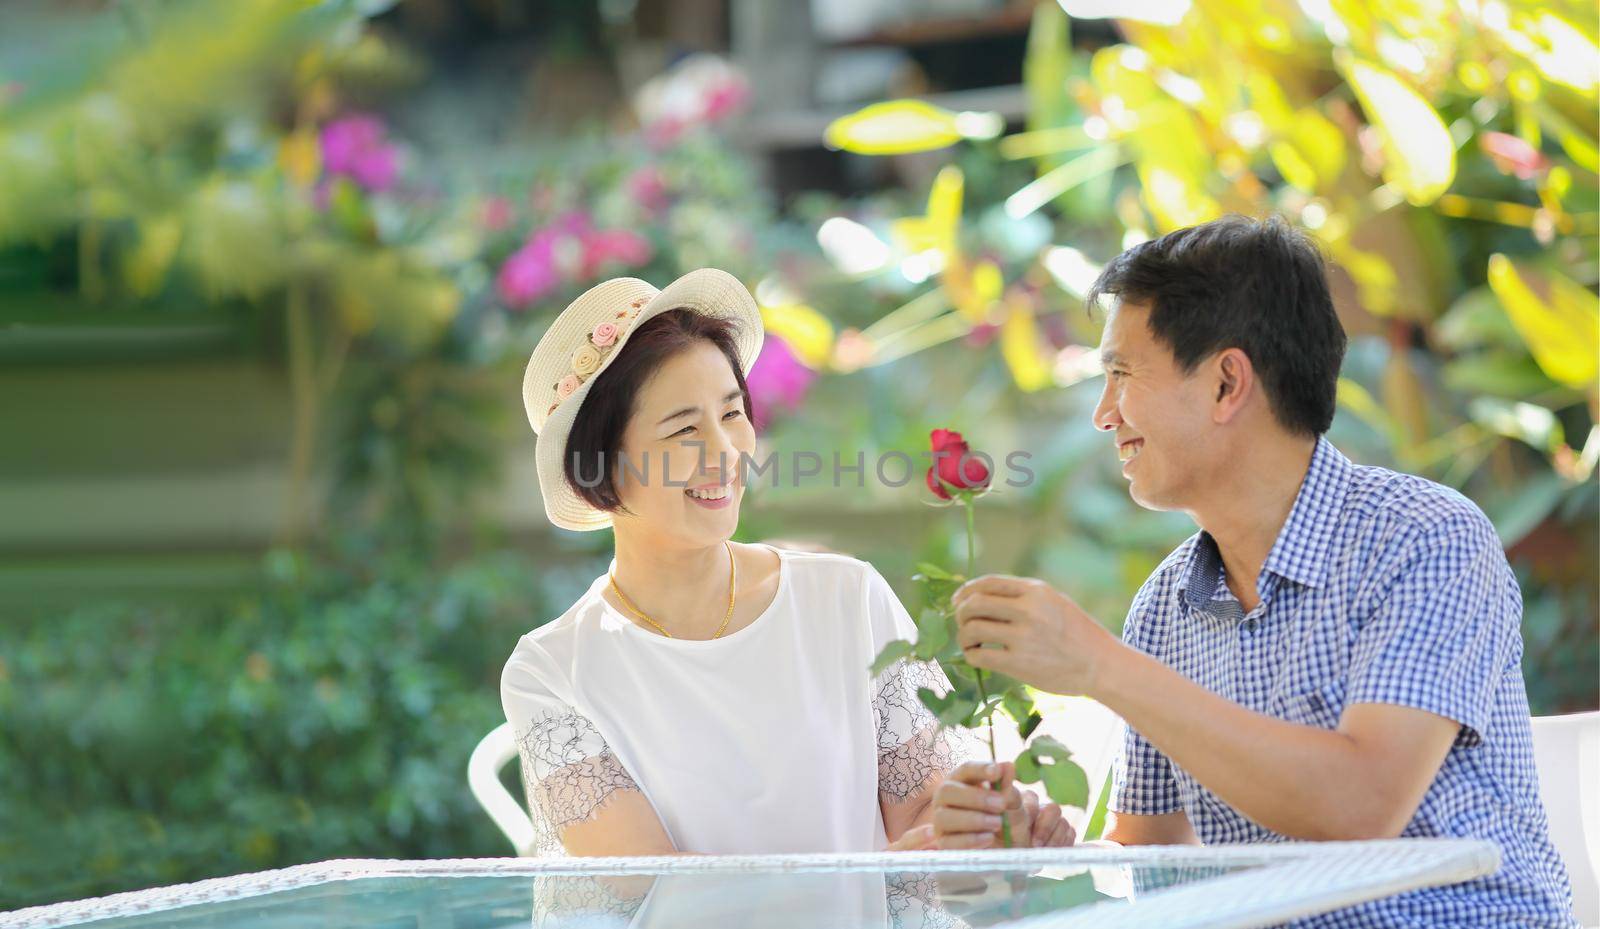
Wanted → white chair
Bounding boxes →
[468,721,536,856]
[1531,711,1600,927]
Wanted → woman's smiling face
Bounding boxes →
[613,339,756,545]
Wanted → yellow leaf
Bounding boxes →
[1000,299,1054,392]
[1269,141,1318,192]
[1290,110,1346,186]
[760,303,835,369]
[278,128,320,188]
[891,166,964,258]
[824,100,965,155]
[1337,247,1399,317]
[946,258,1004,324]
[1487,254,1600,388]
[1337,54,1456,205]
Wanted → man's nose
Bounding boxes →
[1092,383,1120,432]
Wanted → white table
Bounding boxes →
[1,839,1500,928]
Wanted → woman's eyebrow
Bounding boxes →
[656,390,743,426]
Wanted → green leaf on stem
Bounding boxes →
[912,607,950,659]
[1001,686,1041,739]
[1015,735,1090,808]
[869,639,914,676]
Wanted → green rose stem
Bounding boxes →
[961,492,1012,848]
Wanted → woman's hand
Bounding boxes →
[930,761,1077,849]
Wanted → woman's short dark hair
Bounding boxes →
[1085,214,1347,436]
[562,308,754,514]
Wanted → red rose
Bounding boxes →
[926,465,952,500]
[928,428,992,497]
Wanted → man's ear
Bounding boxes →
[1212,348,1254,425]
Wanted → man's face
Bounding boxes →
[1091,300,1216,511]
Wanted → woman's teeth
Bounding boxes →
[1119,440,1143,462]
[686,485,730,500]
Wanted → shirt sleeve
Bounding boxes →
[501,640,644,855]
[1109,576,1182,816]
[1345,509,1520,748]
[864,563,982,805]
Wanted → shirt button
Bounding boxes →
[1245,618,1259,632]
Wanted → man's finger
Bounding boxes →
[953,574,1035,605]
[957,618,1014,651]
[953,592,1024,623]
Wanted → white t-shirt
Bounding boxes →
[500,547,977,857]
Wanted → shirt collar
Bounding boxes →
[1181,436,1352,610]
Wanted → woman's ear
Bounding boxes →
[1212,348,1255,425]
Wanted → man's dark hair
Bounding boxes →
[563,308,753,514]
[1085,214,1347,436]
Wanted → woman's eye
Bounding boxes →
[670,426,695,438]
[723,409,743,420]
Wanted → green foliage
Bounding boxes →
[809,0,1598,712]
[0,546,566,911]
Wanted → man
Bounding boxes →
[940,215,1576,926]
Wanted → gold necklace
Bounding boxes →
[608,542,736,639]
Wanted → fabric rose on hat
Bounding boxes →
[556,374,581,401]
[591,322,620,348]
[572,344,603,377]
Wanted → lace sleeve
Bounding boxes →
[873,658,984,805]
[514,708,642,857]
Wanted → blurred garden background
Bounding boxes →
[1,0,1595,912]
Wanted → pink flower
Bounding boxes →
[1480,131,1549,180]
[627,167,670,213]
[579,229,653,278]
[746,337,815,431]
[496,236,561,308]
[320,114,399,192]
[701,77,751,123]
[591,322,621,347]
[556,374,581,400]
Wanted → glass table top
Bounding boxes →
[1,841,1500,929]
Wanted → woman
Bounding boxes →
[502,268,1073,857]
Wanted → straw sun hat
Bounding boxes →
[522,268,765,531]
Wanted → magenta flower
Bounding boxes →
[579,229,653,278]
[496,235,561,308]
[626,167,670,214]
[320,114,399,192]
[701,77,751,123]
[745,336,815,431]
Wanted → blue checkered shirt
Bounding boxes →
[1111,437,1576,927]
